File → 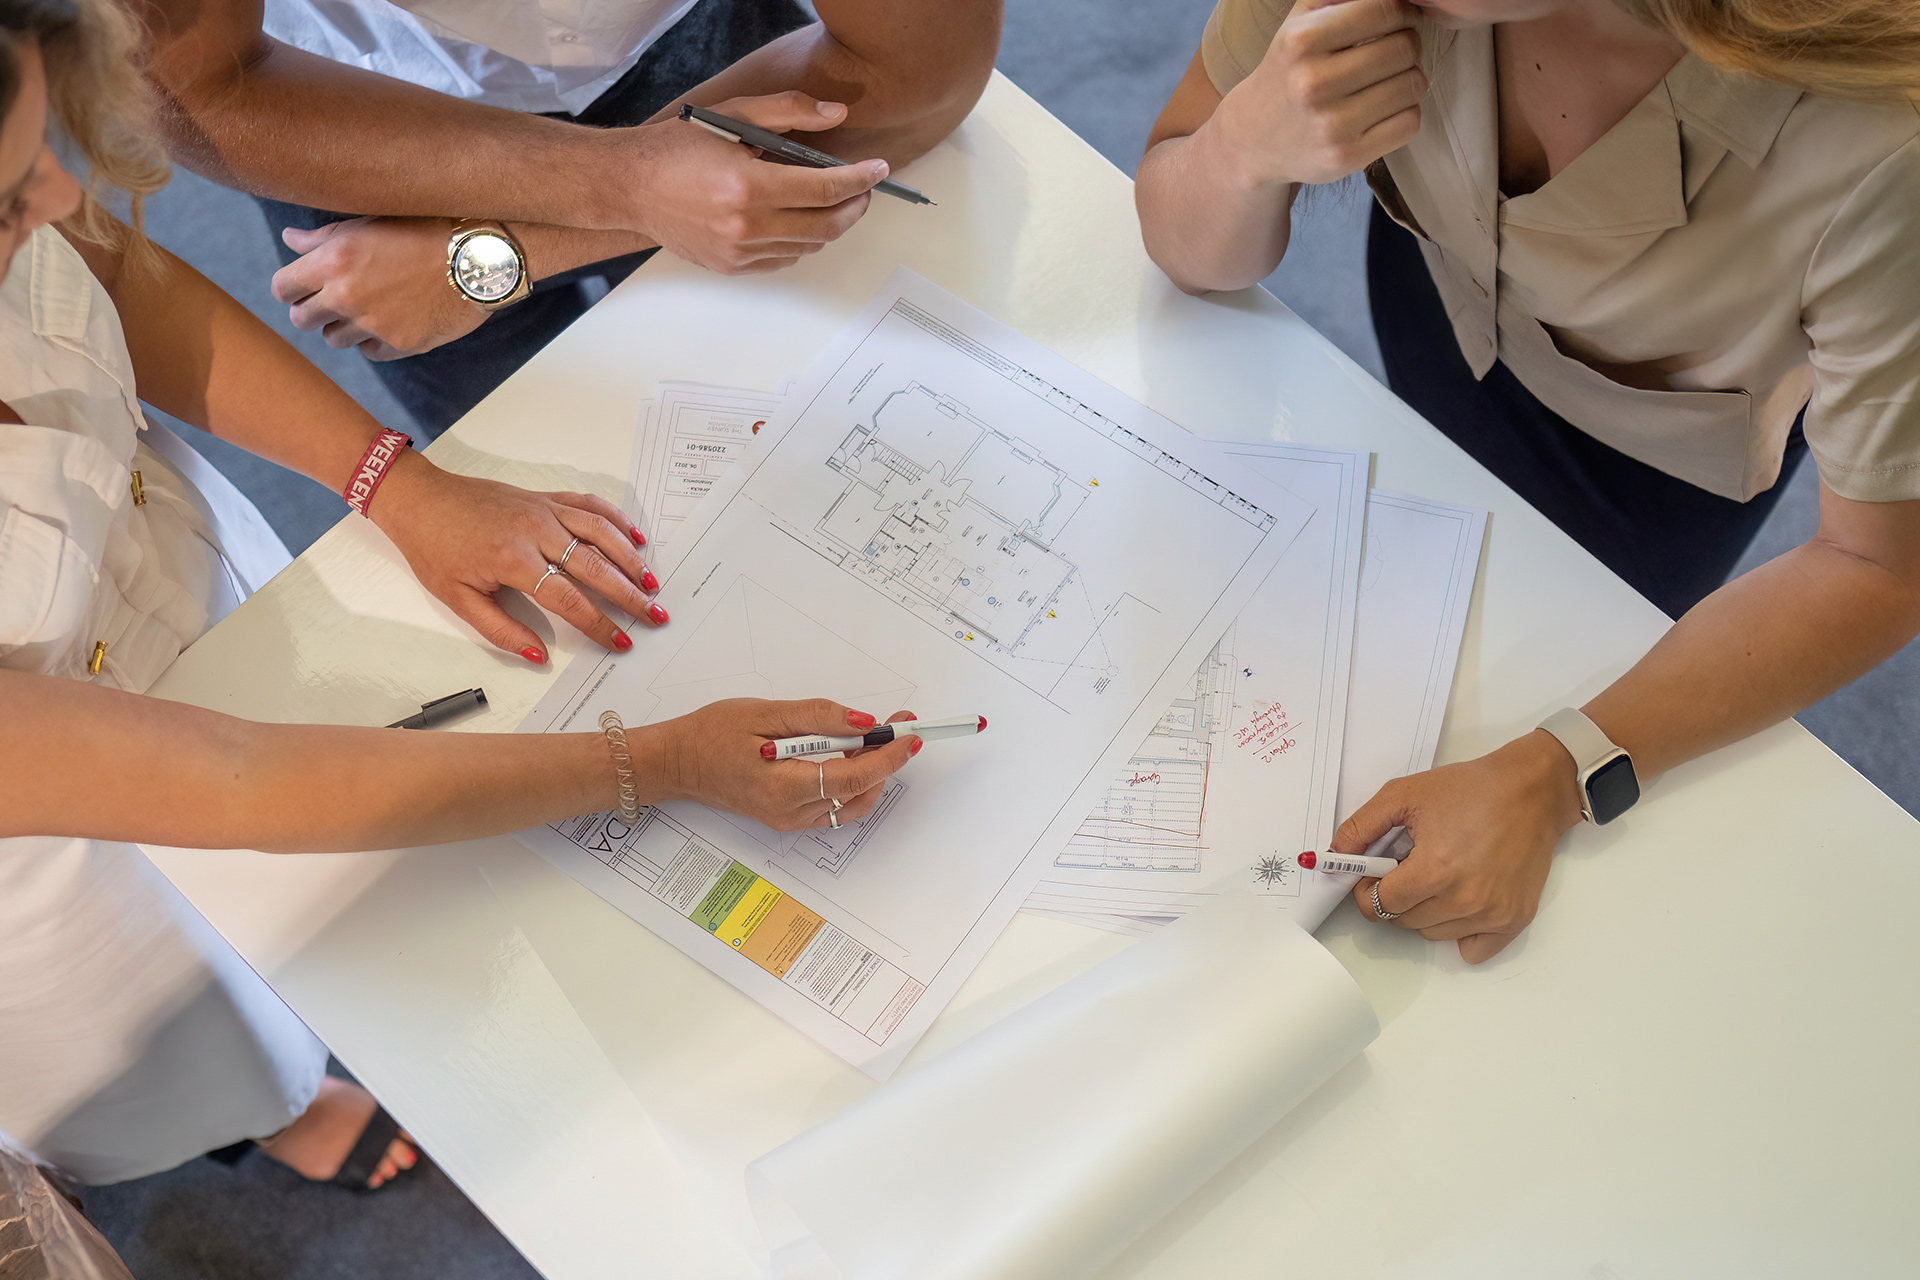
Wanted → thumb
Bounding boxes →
[281,221,341,255]
[445,584,550,666]
[717,91,849,135]
[1331,779,1411,854]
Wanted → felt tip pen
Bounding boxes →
[387,687,487,730]
[1295,825,1415,878]
[677,103,936,205]
[761,715,986,761]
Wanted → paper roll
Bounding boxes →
[749,891,1379,1280]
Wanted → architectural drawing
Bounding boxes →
[790,778,907,876]
[805,382,1124,702]
[1055,633,1239,871]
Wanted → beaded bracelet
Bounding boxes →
[599,710,641,825]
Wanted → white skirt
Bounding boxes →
[0,423,328,1184]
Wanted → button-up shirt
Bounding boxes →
[264,0,700,115]
[1202,0,1920,502]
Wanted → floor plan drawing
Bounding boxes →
[1055,633,1239,871]
[805,382,1120,702]
[789,778,906,876]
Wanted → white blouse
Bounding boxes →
[0,226,323,1184]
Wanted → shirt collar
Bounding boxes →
[1432,26,1802,238]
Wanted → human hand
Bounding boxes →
[634,700,919,830]
[271,217,488,360]
[1211,0,1426,187]
[623,92,890,275]
[371,451,664,663]
[1335,730,1584,963]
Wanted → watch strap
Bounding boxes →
[1537,708,1619,772]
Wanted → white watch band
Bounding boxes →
[1537,707,1619,772]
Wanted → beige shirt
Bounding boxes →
[1202,0,1920,502]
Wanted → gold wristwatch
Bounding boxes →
[446,219,531,311]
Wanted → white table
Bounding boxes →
[148,74,1920,1279]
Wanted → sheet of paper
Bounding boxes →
[514,269,1314,1075]
[1333,488,1486,824]
[748,892,1379,1280]
[632,380,792,546]
[1026,486,1486,932]
[1028,442,1367,920]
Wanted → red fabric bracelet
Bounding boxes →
[344,429,413,517]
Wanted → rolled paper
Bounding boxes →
[749,890,1379,1280]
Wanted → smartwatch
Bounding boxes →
[446,220,531,311]
[1538,707,1640,825]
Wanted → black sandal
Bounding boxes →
[328,1104,416,1192]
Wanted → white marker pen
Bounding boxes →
[760,715,986,761]
[1295,825,1415,878]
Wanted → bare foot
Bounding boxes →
[257,1076,418,1189]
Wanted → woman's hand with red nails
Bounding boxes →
[368,450,664,661]
[628,698,918,831]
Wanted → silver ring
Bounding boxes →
[558,537,583,572]
[533,563,564,601]
[1370,882,1401,922]
[817,762,827,801]
[829,797,844,813]
[828,810,841,829]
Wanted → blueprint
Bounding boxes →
[631,380,791,547]
[515,269,1314,1075]
[1032,443,1368,914]
[1026,485,1487,935]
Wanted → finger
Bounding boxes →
[769,160,887,212]
[530,567,632,653]
[717,90,850,136]
[820,735,915,800]
[1359,102,1423,153]
[1330,780,1411,855]
[732,255,806,276]
[1345,64,1429,129]
[441,583,548,664]
[360,339,407,362]
[286,293,344,332]
[755,192,874,244]
[1458,931,1520,964]
[553,501,652,590]
[844,708,918,758]
[762,697,885,740]
[1297,0,1417,51]
[834,779,887,823]
[279,222,343,256]
[555,535,661,628]
[1351,871,1437,924]
[562,491,648,549]
[270,257,323,306]
[321,318,374,350]
[1317,25,1420,97]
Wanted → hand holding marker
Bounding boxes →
[1296,826,1415,877]
[677,103,936,206]
[762,714,987,761]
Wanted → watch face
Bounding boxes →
[1586,752,1640,825]
[453,233,521,303]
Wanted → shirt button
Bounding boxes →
[88,641,108,675]
[559,31,577,41]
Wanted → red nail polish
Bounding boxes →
[613,631,632,651]
[630,525,646,546]
[648,601,670,625]
[847,710,877,729]
[521,647,546,664]
[641,569,660,592]
[908,737,923,757]
[759,742,777,760]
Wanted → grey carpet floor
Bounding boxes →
[80,2,1916,1276]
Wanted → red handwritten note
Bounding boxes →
[1234,701,1298,765]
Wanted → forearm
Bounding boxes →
[511,223,658,282]
[671,10,1001,164]
[150,39,633,227]
[101,232,389,489]
[1137,124,1298,294]
[1583,541,1920,778]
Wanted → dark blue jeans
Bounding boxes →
[256,0,810,438]
[1366,203,1807,619]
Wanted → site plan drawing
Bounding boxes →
[1026,484,1488,939]
[516,269,1314,1075]
[1033,443,1368,924]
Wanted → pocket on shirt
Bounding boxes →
[0,507,97,646]
[1503,313,1757,501]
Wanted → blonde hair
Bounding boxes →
[1,0,169,260]
[1618,0,1920,103]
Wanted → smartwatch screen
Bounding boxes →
[1586,753,1641,825]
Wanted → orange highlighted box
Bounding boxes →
[738,894,827,978]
